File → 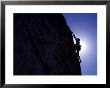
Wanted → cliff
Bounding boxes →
[14,13,81,75]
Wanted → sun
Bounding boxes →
[80,40,87,54]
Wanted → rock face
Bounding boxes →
[14,13,81,75]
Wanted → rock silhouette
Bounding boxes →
[14,13,81,75]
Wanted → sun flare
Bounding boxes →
[80,40,87,54]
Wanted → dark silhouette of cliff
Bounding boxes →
[14,13,81,75]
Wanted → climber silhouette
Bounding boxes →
[72,33,81,63]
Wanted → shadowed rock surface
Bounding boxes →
[14,13,81,75]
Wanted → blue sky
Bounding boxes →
[63,13,97,75]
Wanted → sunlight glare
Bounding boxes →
[80,40,87,54]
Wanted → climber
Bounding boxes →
[72,33,81,63]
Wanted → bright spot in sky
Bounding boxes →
[80,40,88,54]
